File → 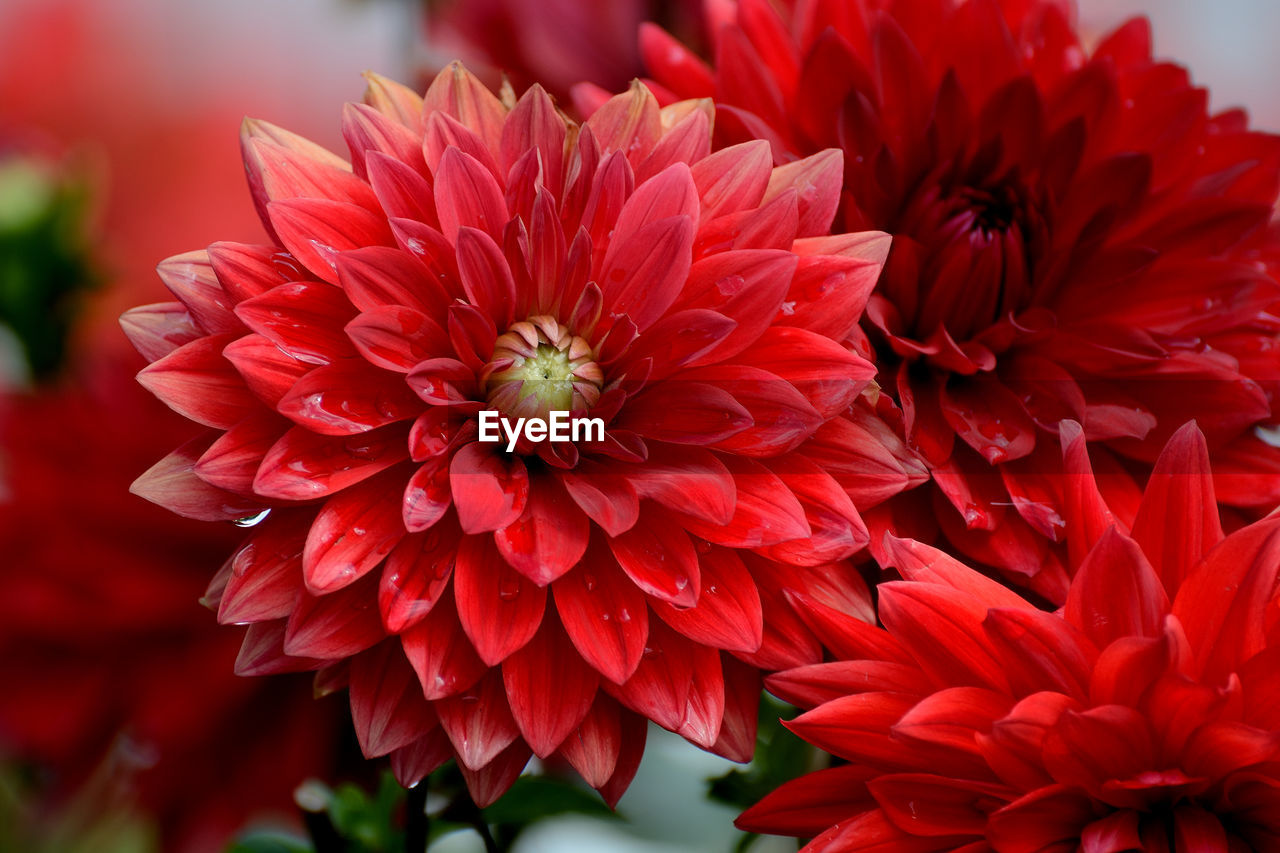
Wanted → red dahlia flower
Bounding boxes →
[123,64,907,806]
[0,353,342,853]
[739,421,1280,851]
[640,0,1280,602]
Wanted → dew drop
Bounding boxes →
[617,608,631,623]
[233,509,272,528]
[498,579,520,601]
[582,573,598,592]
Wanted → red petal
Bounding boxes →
[453,534,546,665]
[458,741,532,808]
[625,443,736,526]
[679,456,810,548]
[501,614,599,757]
[120,302,202,363]
[206,240,305,303]
[763,149,842,237]
[267,197,396,283]
[494,472,589,586]
[558,695,623,788]
[349,641,436,757]
[402,457,452,532]
[423,62,506,153]
[277,361,420,436]
[584,81,661,163]
[653,546,762,653]
[218,511,309,624]
[449,442,530,534]
[599,213,695,331]
[301,470,404,593]
[253,422,408,500]
[709,654,761,762]
[137,333,259,429]
[559,461,641,536]
[401,594,487,699]
[434,147,509,244]
[615,380,752,445]
[608,504,700,608]
[196,411,289,493]
[677,250,797,363]
[235,620,326,676]
[455,225,516,327]
[736,764,877,837]
[690,140,771,221]
[878,581,1010,691]
[435,670,520,770]
[337,245,450,314]
[283,571,384,659]
[982,607,1094,700]
[1064,527,1169,648]
[604,620,695,732]
[131,434,266,522]
[155,250,239,335]
[346,306,450,372]
[222,334,310,406]
[378,520,460,633]
[676,643,726,748]
[389,728,453,789]
[553,544,650,684]
[940,374,1037,464]
[343,101,427,178]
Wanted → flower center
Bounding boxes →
[484,316,603,418]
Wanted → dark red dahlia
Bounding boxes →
[740,421,1280,851]
[0,352,343,853]
[641,0,1280,602]
[122,64,910,806]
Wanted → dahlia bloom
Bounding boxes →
[739,421,1280,851]
[123,64,903,806]
[0,353,342,853]
[640,0,1280,601]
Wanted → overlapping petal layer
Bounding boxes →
[740,422,1280,850]
[640,0,1280,601]
[123,64,914,805]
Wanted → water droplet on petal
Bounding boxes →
[498,579,520,601]
[233,509,272,528]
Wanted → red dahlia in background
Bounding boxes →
[640,0,1280,602]
[740,421,1280,851]
[123,64,910,806]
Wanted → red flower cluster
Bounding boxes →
[640,0,1280,602]
[0,355,342,853]
[740,422,1280,851]
[123,64,915,806]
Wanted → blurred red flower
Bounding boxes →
[0,352,343,853]
[123,64,911,807]
[641,0,1280,602]
[740,421,1280,851]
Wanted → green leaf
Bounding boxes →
[225,832,314,853]
[482,776,618,826]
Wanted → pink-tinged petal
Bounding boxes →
[687,364,823,456]
[696,188,800,256]
[502,613,599,757]
[677,643,725,748]
[786,691,919,768]
[234,620,326,676]
[453,534,546,665]
[349,641,436,757]
[401,595,487,699]
[881,535,1034,612]
[253,422,408,500]
[410,407,474,461]
[608,505,700,608]
[637,105,712,183]
[137,333,259,429]
[553,545,650,684]
[447,302,498,372]
[604,620,695,733]
[941,374,1037,464]
[120,302,202,363]
[626,443,735,527]
[131,434,266,522]
[406,357,480,406]
[654,546,761,652]
[155,250,239,335]
[302,469,406,594]
[337,245,450,313]
[681,456,811,548]
[766,659,931,709]
[435,670,520,770]
[625,309,738,379]
[736,764,878,837]
[690,140,772,222]
[389,729,453,789]
[234,281,358,365]
[206,240,305,303]
[368,152,438,223]
[763,148,842,237]
[802,410,928,509]
[346,305,450,373]
[599,214,695,332]
[278,360,420,435]
[1173,517,1280,681]
[579,151,634,254]
[1130,421,1224,595]
[425,110,503,183]
[612,162,700,247]
[402,457,452,533]
[676,250,797,362]
[781,244,889,342]
[869,773,1010,837]
[784,589,912,665]
[284,571,384,659]
[422,62,506,157]
[734,567,823,671]
[878,581,1010,692]
[434,147,509,244]
[449,442,529,534]
[1065,527,1169,648]
[559,461,641,537]
[458,742,533,808]
[735,327,875,418]
[584,80,662,163]
[615,380,751,445]
[218,510,310,624]
[343,101,427,179]
[195,411,290,493]
[267,197,396,283]
[361,70,423,127]
[455,225,516,327]
[559,695,624,788]
[982,607,1095,700]
[494,472,589,586]
[758,455,868,565]
[222,334,310,406]
[1081,809,1143,853]
[502,85,568,198]
[378,520,460,633]
[239,117,355,241]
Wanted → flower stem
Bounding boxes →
[405,777,429,852]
